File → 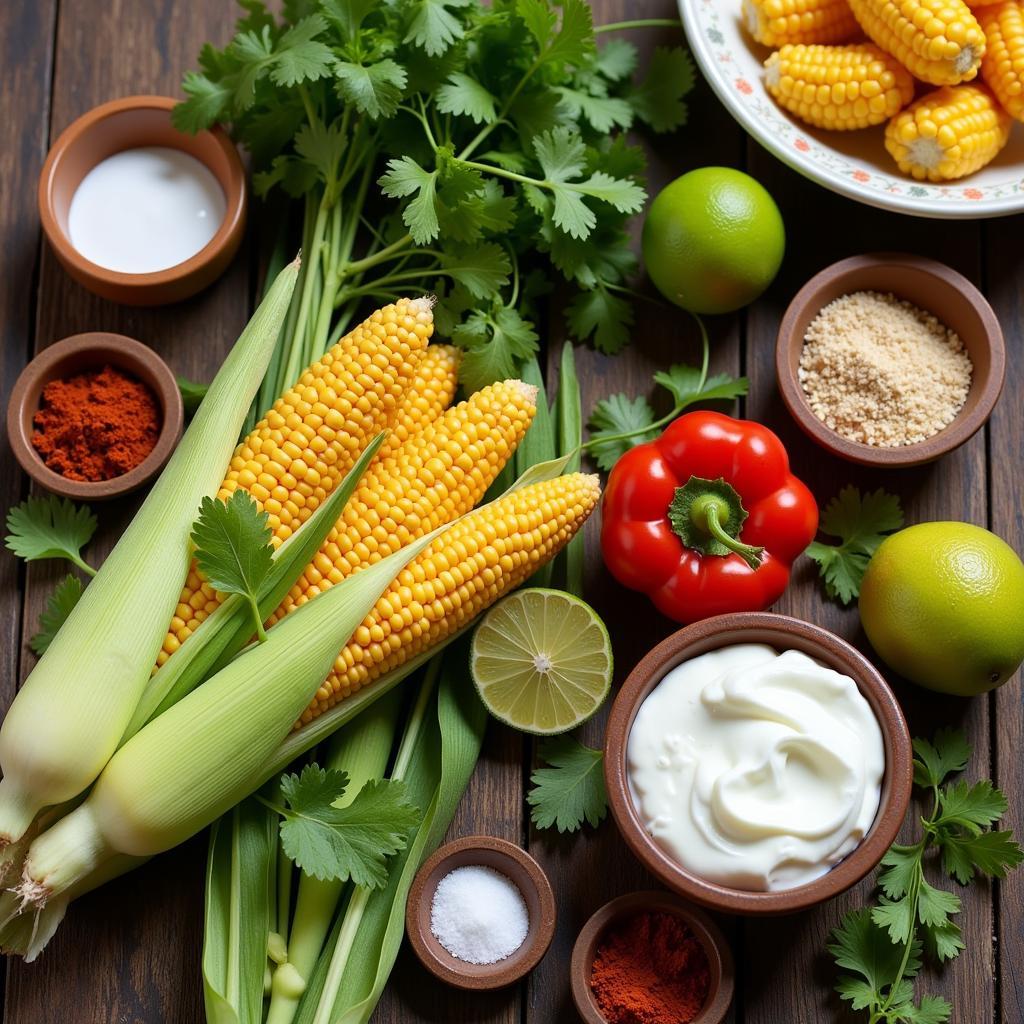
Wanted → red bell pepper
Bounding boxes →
[601,410,818,623]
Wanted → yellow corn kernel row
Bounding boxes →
[157,300,435,667]
[979,1,1024,120]
[885,82,1012,178]
[765,43,915,128]
[743,0,860,46]
[267,379,539,625]
[848,0,986,85]
[295,472,603,727]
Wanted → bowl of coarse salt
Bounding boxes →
[405,834,556,990]
[776,254,1005,468]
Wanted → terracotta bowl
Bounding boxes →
[7,332,184,501]
[604,613,913,915]
[405,835,556,990]
[776,253,1005,467]
[570,890,735,1024]
[38,95,246,305]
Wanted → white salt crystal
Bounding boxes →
[429,864,529,965]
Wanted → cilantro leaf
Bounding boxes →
[924,919,965,964]
[877,843,923,901]
[516,0,557,47]
[556,87,632,133]
[334,58,407,120]
[403,0,473,57]
[436,72,498,124]
[593,38,637,80]
[939,829,1024,884]
[454,305,539,392]
[872,896,916,946]
[191,490,274,640]
[278,765,421,886]
[440,242,511,299]
[566,284,633,355]
[916,878,960,930]
[270,16,334,87]
[652,365,749,408]
[294,120,347,185]
[320,0,377,40]
[379,156,440,243]
[805,487,903,604]
[896,995,952,1024]
[628,47,695,133]
[936,779,1008,834]
[177,376,208,417]
[913,729,971,789]
[586,393,656,471]
[830,908,921,997]
[30,574,83,656]
[174,71,233,132]
[539,0,594,67]
[5,496,97,576]
[528,735,608,833]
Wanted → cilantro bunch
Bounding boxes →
[829,729,1022,1024]
[175,0,694,398]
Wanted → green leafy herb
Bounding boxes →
[806,487,904,604]
[274,764,421,886]
[190,490,274,641]
[828,729,1022,1024]
[30,573,84,656]
[175,1,694,396]
[5,496,98,576]
[585,323,748,470]
[177,376,209,417]
[528,734,608,832]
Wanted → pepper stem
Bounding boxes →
[667,477,765,570]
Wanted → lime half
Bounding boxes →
[470,589,613,735]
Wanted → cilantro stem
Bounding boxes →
[594,18,682,33]
[341,234,413,276]
[71,555,97,578]
[250,597,268,644]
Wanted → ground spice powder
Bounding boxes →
[591,911,710,1024]
[32,364,161,481]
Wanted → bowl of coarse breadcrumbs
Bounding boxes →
[775,253,1005,468]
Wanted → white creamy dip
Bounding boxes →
[627,644,884,892]
[68,147,226,273]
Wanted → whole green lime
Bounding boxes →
[641,168,785,315]
[859,522,1024,696]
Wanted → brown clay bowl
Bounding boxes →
[604,612,913,915]
[776,253,1005,467]
[39,96,246,305]
[570,890,735,1024]
[405,835,556,990]
[7,332,184,501]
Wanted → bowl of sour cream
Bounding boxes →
[39,95,246,306]
[604,613,912,915]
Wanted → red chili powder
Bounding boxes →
[591,911,711,1024]
[31,364,161,482]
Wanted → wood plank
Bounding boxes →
[3,0,249,1020]
[741,143,993,1023]
[985,216,1024,1024]
[528,2,744,1020]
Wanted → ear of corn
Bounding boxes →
[848,0,986,85]
[885,82,1012,178]
[979,1,1024,119]
[765,43,916,128]
[298,472,603,727]
[157,300,435,668]
[0,261,300,846]
[743,0,860,46]
[267,379,538,626]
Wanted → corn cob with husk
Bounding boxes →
[885,82,1012,178]
[848,0,986,85]
[157,301,438,667]
[978,1,1024,120]
[15,473,601,911]
[743,0,860,46]
[765,43,916,128]
[0,261,300,847]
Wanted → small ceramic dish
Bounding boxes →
[776,253,1005,468]
[7,332,184,501]
[570,890,735,1024]
[39,95,246,305]
[604,612,913,916]
[405,835,556,990]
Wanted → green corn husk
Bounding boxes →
[293,639,486,1024]
[516,357,556,589]
[0,260,300,845]
[555,342,584,596]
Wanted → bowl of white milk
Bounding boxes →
[39,95,246,305]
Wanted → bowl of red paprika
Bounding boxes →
[8,332,184,501]
[603,613,913,916]
[570,890,735,1024]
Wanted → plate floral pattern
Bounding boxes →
[679,0,1024,219]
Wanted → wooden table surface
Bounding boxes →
[2,1,1021,1021]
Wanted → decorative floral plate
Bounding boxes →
[678,0,1024,219]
